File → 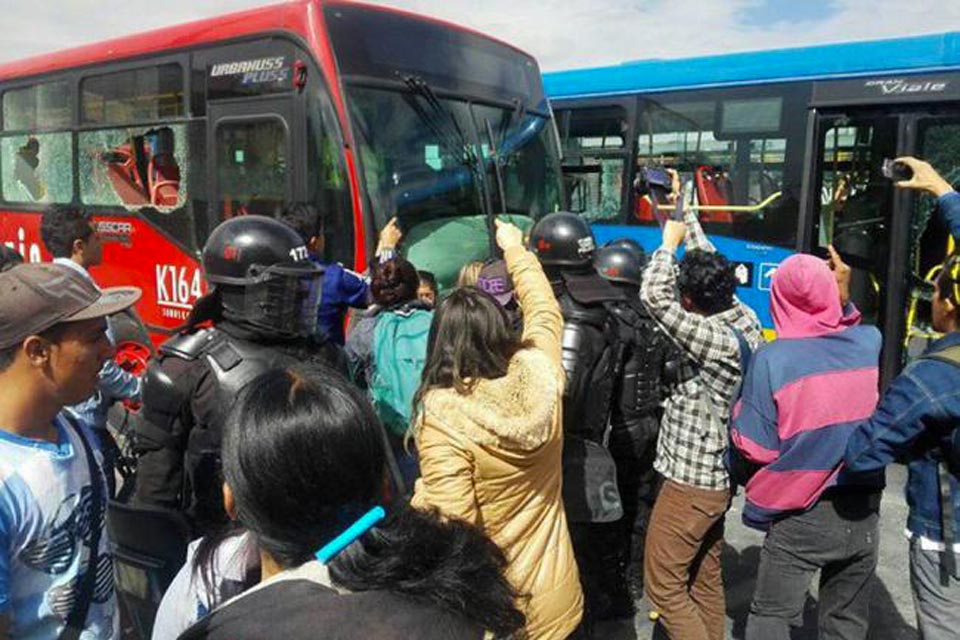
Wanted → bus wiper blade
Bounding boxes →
[402,75,475,165]
[484,117,507,257]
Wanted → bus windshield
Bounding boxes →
[349,87,561,228]
[326,2,561,287]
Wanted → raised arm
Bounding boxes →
[939,191,960,242]
[499,220,564,367]
[683,202,716,253]
[664,167,716,254]
[894,156,960,241]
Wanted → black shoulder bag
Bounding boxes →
[59,415,106,640]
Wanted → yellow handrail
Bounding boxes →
[655,191,783,213]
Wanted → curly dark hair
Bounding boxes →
[371,258,420,308]
[40,205,93,258]
[677,249,738,315]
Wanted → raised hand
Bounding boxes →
[893,156,954,198]
[826,244,852,307]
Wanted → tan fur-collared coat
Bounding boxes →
[412,246,584,640]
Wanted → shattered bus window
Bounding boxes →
[0,132,73,203]
[79,124,186,211]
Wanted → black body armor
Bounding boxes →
[555,271,624,443]
[606,298,677,457]
[135,326,301,534]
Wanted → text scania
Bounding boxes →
[210,57,285,77]
[156,265,203,312]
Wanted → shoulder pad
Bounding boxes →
[559,293,608,327]
[142,360,190,416]
[159,327,219,361]
[608,299,653,325]
[562,272,625,306]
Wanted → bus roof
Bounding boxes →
[0,1,316,81]
[0,0,534,82]
[544,31,960,99]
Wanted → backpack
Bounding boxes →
[370,308,433,436]
[719,329,757,488]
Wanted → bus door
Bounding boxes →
[805,109,960,383]
[898,114,960,360]
[554,103,637,233]
[207,99,295,229]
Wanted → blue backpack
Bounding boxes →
[370,308,433,436]
[725,329,757,488]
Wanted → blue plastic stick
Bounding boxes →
[315,506,386,563]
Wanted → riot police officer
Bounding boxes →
[133,215,345,535]
[594,241,675,615]
[529,212,626,629]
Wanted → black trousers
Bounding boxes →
[745,490,881,640]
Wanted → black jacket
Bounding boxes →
[179,578,484,640]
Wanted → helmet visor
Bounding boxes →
[242,263,323,337]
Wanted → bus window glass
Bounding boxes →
[904,119,960,359]
[3,82,71,131]
[473,103,562,220]
[0,133,73,204]
[82,64,184,125]
[216,119,288,219]
[639,97,795,246]
[307,88,352,266]
[347,86,482,229]
[558,106,628,222]
[721,97,782,134]
[79,124,187,210]
[816,119,898,327]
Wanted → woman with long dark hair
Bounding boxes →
[168,366,524,639]
[411,220,583,639]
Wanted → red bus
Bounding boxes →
[0,0,563,352]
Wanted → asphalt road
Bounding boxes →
[595,464,918,639]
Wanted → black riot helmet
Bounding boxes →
[594,243,644,288]
[529,211,596,268]
[606,237,647,261]
[201,215,323,337]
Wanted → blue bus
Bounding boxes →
[544,32,960,382]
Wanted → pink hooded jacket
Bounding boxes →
[730,253,882,529]
[770,254,860,339]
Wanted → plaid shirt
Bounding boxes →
[640,211,762,489]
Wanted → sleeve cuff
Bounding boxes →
[939,190,959,202]
[651,247,678,262]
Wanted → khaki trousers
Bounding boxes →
[643,479,730,640]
